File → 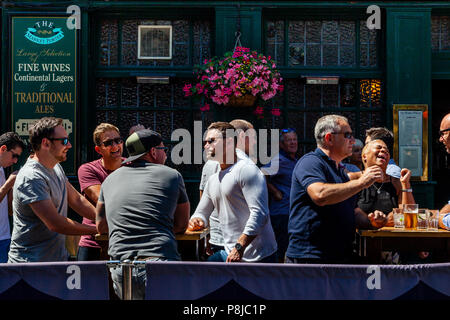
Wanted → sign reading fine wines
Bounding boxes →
[12,16,77,175]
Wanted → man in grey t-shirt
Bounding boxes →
[8,117,97,263]
[96,129,190,299]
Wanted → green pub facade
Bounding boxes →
[1,1,450,215]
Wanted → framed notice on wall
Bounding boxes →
[393,104,428,181]
[11,16,77,175]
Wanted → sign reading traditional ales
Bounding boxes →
[12,16,76,175]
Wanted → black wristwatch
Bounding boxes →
[234,243,244,254]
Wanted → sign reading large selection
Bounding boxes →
[12,16,76,175]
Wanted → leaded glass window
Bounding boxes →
[431,16,450,51]
[261,79,384,155]
[267,18,379,67]
[98,18,212,66]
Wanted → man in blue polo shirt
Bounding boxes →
[261,128,299,262]
[286,115,386,264]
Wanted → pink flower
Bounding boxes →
[271,108,281,117]
[200,103,210,112]
[183,84,192,97]
[253,106,264,115]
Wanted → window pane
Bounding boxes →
[323,44,338,66]
[340,21,355,44]
[266,21,285,66]
[99,20,119,66]
[121,78,138,108]
[286,79,304,107]
[322,84,339,108]
[322,21,338,44]
[306,44,321,66]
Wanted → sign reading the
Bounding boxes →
[12,16,77,174]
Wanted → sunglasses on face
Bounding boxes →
[439,128,450,137]
[331,132,354,139]
[204,137,223,144]
[49,137,70,146]
[9,150,20,159]
[100,137,123,147]
[154,146,168,152]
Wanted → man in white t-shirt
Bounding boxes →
[199,119,256,259]
[0,132,25,263]
[190,122,277,263]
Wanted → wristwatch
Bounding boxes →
[234,243,244,254]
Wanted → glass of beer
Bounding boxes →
[403,204,419,229]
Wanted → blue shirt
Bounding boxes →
[286,148,357,262]
[444,207,450,229]
[261,150,298,216]
[342,163,361,173]
[386,159,401,179]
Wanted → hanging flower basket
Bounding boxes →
[183,47,284,109]
[226,94,257,108]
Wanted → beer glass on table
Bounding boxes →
[403,204,419,229]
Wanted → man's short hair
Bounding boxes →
[93,123,120,146]
[365,127,394,153]
[229,119,253,132]
[29,117,63,152]
[314,114,348,147]
[0,132,25,151]
[207,122,237,145]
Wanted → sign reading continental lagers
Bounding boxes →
[12,17,76,175]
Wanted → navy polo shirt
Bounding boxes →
[286,148,357,262]
[262,149,299,216]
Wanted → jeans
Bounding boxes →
[270,214,289,262]
[77,246,102,261]
[109,257,167,300]
[0,239,10,263]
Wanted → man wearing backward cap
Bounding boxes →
[96,129,190,300]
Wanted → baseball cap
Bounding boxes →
[122,129,163,164]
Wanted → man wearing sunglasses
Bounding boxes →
[77,123,124,261]
[438,113,450,230]
[0,132,25,262]
[189,122,277,263]
[286,115,385,264]
[8,117,98,263]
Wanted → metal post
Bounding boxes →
[122,259,133,300]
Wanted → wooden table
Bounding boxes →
[357,227,450,264]
[94,227,210,261]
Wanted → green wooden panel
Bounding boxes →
[386,9,431,107]
[432,52,450,79]
[215,7,262,56]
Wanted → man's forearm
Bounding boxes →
[70,195,96,220]
[308,179,365,206]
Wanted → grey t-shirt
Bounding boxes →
[8,158,69,263]
[199,160,223,247]
[99,161,189,261]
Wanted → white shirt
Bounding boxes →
[193,157,277,262]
